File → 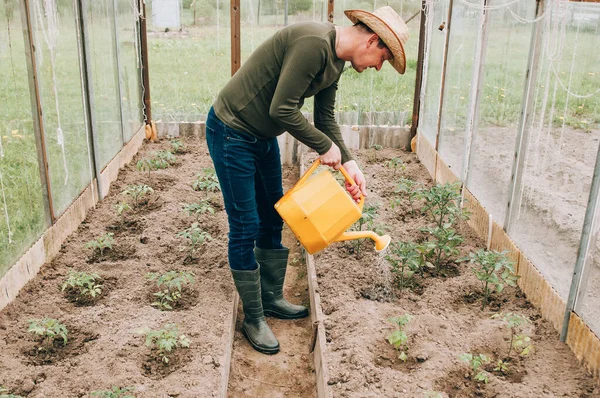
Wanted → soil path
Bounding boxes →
[226,165,317,397]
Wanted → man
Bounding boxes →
[206,6,409,354]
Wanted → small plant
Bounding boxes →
[170,139,185,153]
[421,224,464,271]
[386,314,413,362]
[385,157,405,176]
[147,270,195,310]
[115,201,132,218]
[350,204,379,257]
[192,168,221,194]
[459,353,490,384]
[91,386,136,398]
[86,233,115,256]
[465,249,520,310]
[61,270,103,302]
[0,386,23,398]
[28,318,68,352]
[122,184,153,208]
[154,150,176,165]
[177,223,212,258]
[392,177,423,216]
[424,393,444,398]
[418,182,469,227]
[136,157,156,177]
[385,241,421,291]
[494,359,510,374]
[491,312,533,361]
[141,324,190,364]
[182,200,215,222]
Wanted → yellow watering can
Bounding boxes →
[274,159,391,255]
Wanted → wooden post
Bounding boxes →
[434,0,454,151]
[138,0,152,124]
[231,0,241,76]
[410,1,427,145]
[328,0,334,22]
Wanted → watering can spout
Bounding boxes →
[334,231,391,253]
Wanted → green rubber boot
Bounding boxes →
[255,247,309,319]
[231,266,280,355]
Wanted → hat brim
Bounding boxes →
[344,9,406,74]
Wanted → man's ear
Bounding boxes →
[366,33,379,48]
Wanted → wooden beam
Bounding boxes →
[231,0,241,76]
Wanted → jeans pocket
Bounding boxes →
[226,128,258,144]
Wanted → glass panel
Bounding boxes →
[29,0,94,216]
[509,1,600,300]
[147,0,231,121]
[0,0,48,275]
[419,0,449,144]
[116,0,144,142]
[84,0,123,169]
[465,3,537,226]
[437,1,479,176]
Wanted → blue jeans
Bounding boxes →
[205,107,284,271]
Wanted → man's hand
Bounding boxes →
[342,160,367,202]
[320,142,342,169]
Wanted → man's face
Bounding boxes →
[351,35,393,73]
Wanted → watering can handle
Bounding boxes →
[297,159,365,209]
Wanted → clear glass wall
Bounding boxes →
[116,0,144,142]
[29,0,94,216]
[0,0,48,275]
[83,0,123,169]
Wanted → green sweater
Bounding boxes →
[214,22,352,164]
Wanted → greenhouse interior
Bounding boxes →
[1,0,600,396]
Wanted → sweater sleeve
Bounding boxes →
[268,37,334,155]
[314,75,353,164]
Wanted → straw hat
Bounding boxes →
[344,6,409,74]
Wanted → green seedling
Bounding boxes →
[424,393,444,398]
[154,150,176,165]
[28,318,68,352]
[418,182,469,227]
[491,312,533,360]
[385,241,421,291]
[61,271,103,302]
[147,270,195,310]
[385,157,405,176]
[351,204,379,257]
[192,168,221,194]
[122,184,154,208]
[421,224,464,271]
[0,386,23,398]
[386,314,413,362]
[115,201,132,218]
[177,223,212,258]
[392,177,423,215]
[140,323,190,364]
[459,353,490,384]
[85,233,115,256]
[494,359,510,374]
[370,144,383,151]
[465,249,520,310]
[182,200,215,222]
[170,139,185,153]
[91,386,136,398]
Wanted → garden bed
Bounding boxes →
[304,148,600,397]
[0,138,234,397]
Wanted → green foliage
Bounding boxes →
[141,324,190,364]
[61,271,103,302]
[385,157,405,176]
[136,157,160,176]
[182,200,215,222]
[177,223,212,258]
[28,318,68,351]
[386,314,413,362]
[424,393,444,398]
[385,241,421,291]
[147,271,195,311]
[391,177,423,215]
[192,168,221,194]
[466,249,520,310]
[115,201,132,218]
[459,353,491,384]
[491,312,533,360]
[85,233,115,256]
[90,386,136,398]
[351,204,381,257]
[419,182,469,227]
[494,359,510,374]
[154,150,177,165]
[420,225,464,271]
[170,139,185,153]
[0,386,23,398]
[122,184,154,208]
